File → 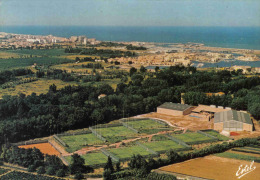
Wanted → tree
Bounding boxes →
[155,66,159,72]
[36,166,45,174]
[129,67,137,76]
[115,161,121,172]
[140,66,147,73]
[75,57,80,62]
[69,154,87,174]
[104,156,114,173]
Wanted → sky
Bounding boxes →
[0,0,259,27]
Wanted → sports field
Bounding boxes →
[19,143,60,156]
[108,145,151,159]
[202,130,230,141]
[142,140,185,152]
[171,132,214,144]
[95,126,137,143]
[159,155,260,180]
[125,119,167,129]
[60,133,104,153]
[66,152,109,166]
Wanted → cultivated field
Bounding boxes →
[215,151,260,161]
[0,171,63,180]
[0,51,20,59]
[0,57,72,70]
[171,132,214,144]
[95,126,137,143]
[60,133,104,153]
[0,168,10,175]
[108,145,151,159]
[232,146,260,155]
[142,140,185,152]
[9,49,67,56]
[0,79,77,98]
[18,143,60,156]
[159,155,260,180]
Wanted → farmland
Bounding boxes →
[0,51,20,59]
[0,79,77,98]
[0,57,72,70]
[232,146,260,155]
[0,168,10,175]
[0,171,64,180]
[142,140,185,152]
[8,49,68,56]
[171,132,215,144]
[18,143,60,156]
[108,145,151,159]
[214,151,260,162]
[60,133,104,153]
[159,155,260,180]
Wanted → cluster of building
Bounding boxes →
[157,102,253,133]
[0,32,101,49]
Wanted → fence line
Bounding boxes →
[11,139,48,146]
[89,127,107,142]
[136,142,158,155]
[197,130,218,140]
[165,134,190,148]
[100,148,119,162]
[53,135,68,147]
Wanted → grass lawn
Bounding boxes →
[142,140,184,152]
[60,133,104,153]
[108,145,151,159]
[202,130,230,141]
[0,57,72,70]
[96,126,137,143]
[0,79,77,98]
[215,151,260,162]
[172,132,213,144]
[65,152,109,166]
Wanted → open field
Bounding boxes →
[66,152,109,166]
[171,132,214,144]
[8,49,68,56]
[18,143,60,156]
[60,54,100,60]
[60,133,104,153]
[0,79,77,98]
[0,51,20,59]
[142,140,185,152]
[108,145,151,159]
[0,57,72,70]
[214,151,260,162]
[159,155,260,180]
[95,126,137,143]
[139,112,213,131]
[202,129,230,141]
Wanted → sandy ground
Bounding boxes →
[159,155,260,180]
[19,143,60,156]
[139,112,213,131]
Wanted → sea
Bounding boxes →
[1,26,260,67]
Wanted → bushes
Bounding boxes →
[56,169,66,177]
[146,172,177,180]
[37,166,46,174]
[46,167,56,175]
[28,165,37,172]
